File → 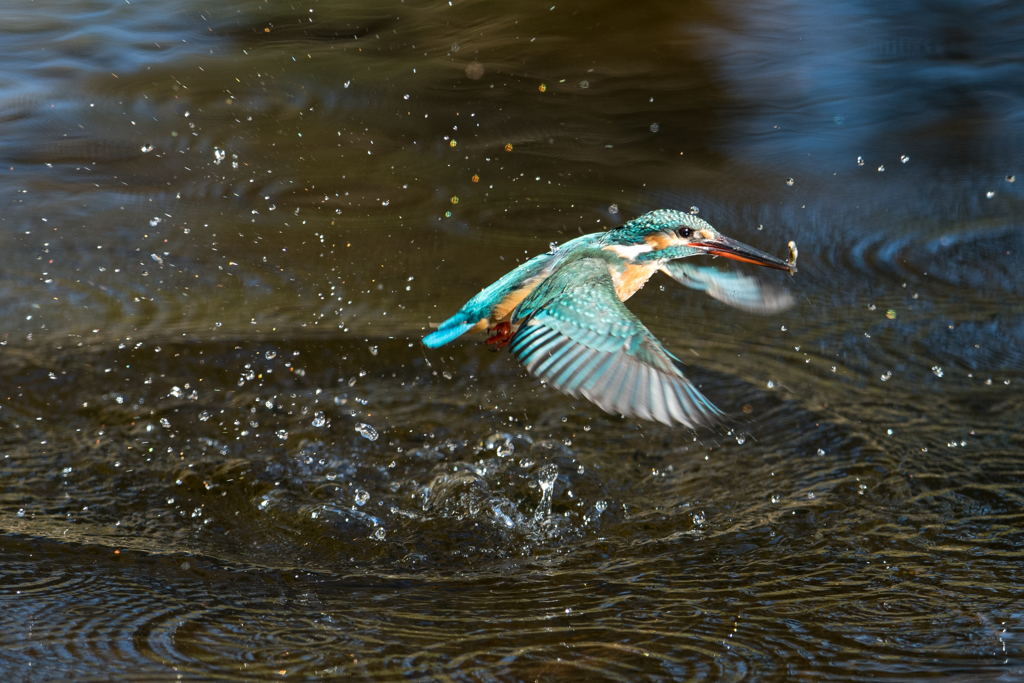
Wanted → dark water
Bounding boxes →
[1,0,1023,680]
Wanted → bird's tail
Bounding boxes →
[423,320,475,348]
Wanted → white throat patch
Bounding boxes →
[603,243,653,260]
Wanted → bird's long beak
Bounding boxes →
[690,235,795,272]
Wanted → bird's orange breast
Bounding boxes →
[610,263,659,301]
[489,276,545,324]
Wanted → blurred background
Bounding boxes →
[1,0,1022,680]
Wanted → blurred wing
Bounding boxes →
[508,258,723,428]
[661,262,793,314]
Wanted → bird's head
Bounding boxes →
[609,209,794,272]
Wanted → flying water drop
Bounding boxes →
[355,423,378,441]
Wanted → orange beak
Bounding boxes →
[689,235,794,272]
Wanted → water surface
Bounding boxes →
[1,0,1023,680]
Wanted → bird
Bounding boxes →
[423,209,796,428]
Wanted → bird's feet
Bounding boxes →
[484,321,513,350]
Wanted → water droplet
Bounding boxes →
[735,434,746,445]
[986,191,995,198]
[579,80,589,89]
[807,492,816,500]
[786,178,795,186]
[649,122,659,133]
[857,156,865,165]
[450,196,459,204]
[368,345,378,356]
[877,165,885,172]
[538,83,547,92]
[276,429,288,440]
[692,511,705,525]
[532,464,559,519]
[403,94,410,100]
[312,411,326,428]
[608,203,618,214]
[932,366,944,378]
[442,370,452,380]
[264,350,277,360]
[868,304,876,311]
[159,417,171,428]
[817,448,826,456]
[886,309,896,319]
[355,423,378,441]
[688,206,699,215]
[17,508,25,517]
[766,380,775,389]
[449,139,457,148]
[141,145,153,153]
[451,42,460,52]
[780,325,787,331]
[887,428,893,435]
[880,371,892,381]
[169,386,183,398]
[770,495,779,504]
[1007,175,1016,183]
[901,155,910,164]
[373,527,386,540]
[831,366,837,372]
[198,411,210,421]
[496,442,514,458]
[354,488,370,505]
[471,174,479,183]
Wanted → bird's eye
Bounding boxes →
[678,227,693,238]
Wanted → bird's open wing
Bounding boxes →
[661,262,793,314]
[508,258,723,428]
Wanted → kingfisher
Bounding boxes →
[423,209,796,428]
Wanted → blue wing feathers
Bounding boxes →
[661,262,793,315]
[507,257,724,428]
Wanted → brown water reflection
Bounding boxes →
[0,0,1023,680]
